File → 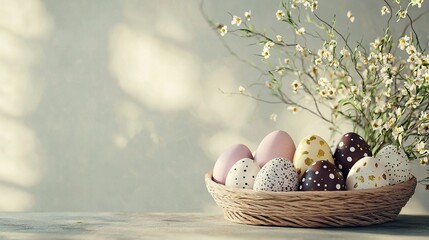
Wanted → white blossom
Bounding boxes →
[318,77,330,87]
[270,113,277,122]
[350,86,359,95]
[420,111,429,120]
[328,39,337,51]
[413,77,424,87]
[284,58,290,65]
[406,45,417,55]
[386,115,397,128]
[310,1,318,12]
[330,58,339,67]
[419,123,429,134]
[261,49,270,59]
[381,6,390,15]
[347,11,355,22]
[238,86,245,93]
[392,126,404,141]
[319,89,328,98]
[415,142,428,154]
[276,10,285,20]
[411,0,424,8]
[276,35,283,42]
[372,119,383,132]
[318,48,331,59]
[220,25,228,36]
[264,41,275,49]
[244,10,251,21]
[340,47,350,58]
[231,16,242,26]
[291,80,302,92]
[420,157,429,166]
[371,38,381,49]
[314,58,322,65]
[398,35,410,50]
[296,27,305,36]
[327,87,336,98]
[288,105,301,114]
[406,96,418,108]
[397,9,407,21]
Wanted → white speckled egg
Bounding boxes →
[293,135,334,179]
[376,145,412,185]
[225,158,261,189]
[346,157,389,190]
[253,157,298,192]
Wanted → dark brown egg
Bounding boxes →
[299,160,345,191]
[334,132,372,178]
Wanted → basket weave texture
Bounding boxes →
[205,171,417,227]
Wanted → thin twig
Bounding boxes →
[199,0,266,73]
[313,13,365,82]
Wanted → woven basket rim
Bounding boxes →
[205,170,417,196]
[205,170,417,227]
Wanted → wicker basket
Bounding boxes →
[205,171,417,227]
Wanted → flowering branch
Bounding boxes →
[203,0,429,183]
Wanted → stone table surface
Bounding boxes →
[0,213,428,240]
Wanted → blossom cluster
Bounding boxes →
[214,0,429,177]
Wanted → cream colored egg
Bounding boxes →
[346,157,389,190]
[225,158,260,189]
[376,145,411,185]
[293,135,334,179]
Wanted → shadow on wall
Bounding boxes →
[107,1,259,211]
[0,0,52,210]
[108,1,258,157]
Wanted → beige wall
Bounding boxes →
[0,0,427,213]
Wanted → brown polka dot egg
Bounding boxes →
[376,145,412,185]
[225,158,260,189]
[293,135,334,179]
[253,157,298,192]
[299,160,345,191]
[346,157,389,190]
[334,132,372,178]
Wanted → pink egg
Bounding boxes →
[213,144,253,185]
[254,130,296,167]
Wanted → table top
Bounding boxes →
[0,213,428,240]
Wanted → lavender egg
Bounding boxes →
[213,144,253,185]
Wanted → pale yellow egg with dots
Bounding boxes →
[293,135,335,179]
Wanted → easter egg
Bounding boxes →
[253,157,298,192]
[225,158,261,189]
[293,135,334,179]
[299,160,345,191]
[346,157,389,190]
[213,144,253,185]
[334,132,372,178]
[254,130,295,167]
[376,145,412,185]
